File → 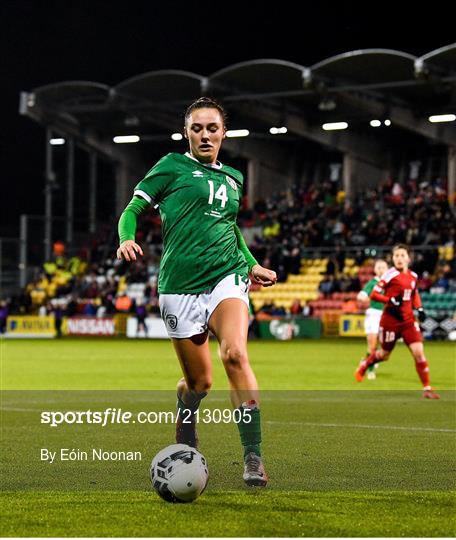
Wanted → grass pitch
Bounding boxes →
[1,337,455,536]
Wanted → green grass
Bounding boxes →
[1,338,455,536]
[2,491,455,537]
[2,338,455,390]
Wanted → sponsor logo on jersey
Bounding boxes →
[192,170,204,177]
[204,210,222,218]
[165,314,178,330]
[225,176,238,190]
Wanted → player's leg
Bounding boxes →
[172,332,212,447]
[209,299,258,406]
[355,324,393,381]
[403,323,440,399]
[362,309,382,379]
[208,298,267,486]
[366,333,378,379]
[159,292,212,448]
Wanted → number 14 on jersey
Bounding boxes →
[207,180,228,208]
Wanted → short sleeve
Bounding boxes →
[133,154,175,204]
[373,279,386,293]
[362,280,373,295]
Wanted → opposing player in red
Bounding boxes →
[354,244,440,399]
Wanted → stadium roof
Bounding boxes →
[21,45,456,167]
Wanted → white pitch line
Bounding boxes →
[1,407,41,412]
[266,420,456,433]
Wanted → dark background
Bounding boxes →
[1,1,454,234]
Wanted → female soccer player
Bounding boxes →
[356,259,388,380]
[117,97,277,485]
[354,245,440,399]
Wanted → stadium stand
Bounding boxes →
[1,179,454,337]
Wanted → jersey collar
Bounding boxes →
[185,151,222,169]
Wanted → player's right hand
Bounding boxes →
[417,308,427,322]
[389,295,403,307]
[116,240,144,262]
[250,264,277,287]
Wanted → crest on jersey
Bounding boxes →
[225,176,238,190]
[165,314,178,330]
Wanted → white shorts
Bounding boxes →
[364,308,382,335]
[159,273,250,338]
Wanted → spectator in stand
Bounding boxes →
[135,301,149,337]
[271,304,287,316]
[342,298,360,314]
[319,275,335,297]
[326,258,337,276]
[431,269,450,293]
[51,303,64,338]
[83,300,97,316]
[256,300,279,320]
[97,303,107,318]
[417,271,433,292]
[66,296,78,317]
[334,246,346,273]
[338,274,352,293]
[115,293,132,313]
[102,294,116,315]
[290,299,304,315]
[302,301,313,318]
[0,300,8,334]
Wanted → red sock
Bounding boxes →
[360,351,383,373]
[415,357,430,387]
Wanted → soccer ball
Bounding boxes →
[150,444,209,503]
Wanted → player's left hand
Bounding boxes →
[250,264,277,287]
[417,308,427,323]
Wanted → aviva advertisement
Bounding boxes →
[6,316,56,338]
[339,315,365,337]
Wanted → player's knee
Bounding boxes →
[414,353,426,364]
[196,378,212,394]
[187,377,212,394]
[221,344,248,371]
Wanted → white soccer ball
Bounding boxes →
[150,444,209,503]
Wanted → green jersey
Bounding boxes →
[133,152,249,294]
[361,277,384,311]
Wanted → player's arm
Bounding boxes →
[233,224,277,287]
[370,280,402,306]
[413,287,427,322]
[233,223,258,271]
[357,279,373,306]
[357,290,370,310]
[357,290,369,302]
[117,196,149,261]
[117,155,174,262]
[370,279,388,303]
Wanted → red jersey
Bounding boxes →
[370,267,422,323]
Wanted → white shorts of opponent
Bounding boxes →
[364,307,382,335]
[159,273,250,339]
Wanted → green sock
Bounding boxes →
[237,401,262,457]
[366,352,375,373]
[177,391,206,420]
